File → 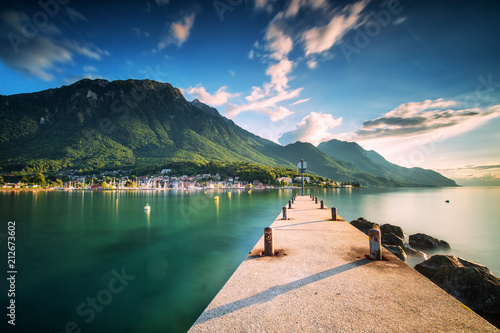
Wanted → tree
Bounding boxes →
[56,179,63,187]
[101,181,109,189]
[125,180,136,188]
[33,173,46,187]
[0,175,4,185]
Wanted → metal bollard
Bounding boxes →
[369,229,382,260]
[320,200,324,209]
[291,197,294,204]
[310,194,312,198]
[288,200,292,209]
[331,207,337,221]
[282,207,288,220]
[315,197,318,204]
[264,227,274,256]
[312,195,315,201]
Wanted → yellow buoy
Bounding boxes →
[214,196,219,201]
[228,192,231,196]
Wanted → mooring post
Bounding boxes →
[331,207,337,221]
[264,227,274,256]
[369,229,382,260]
[291,196,294,204]
[288,200,292,209]
[282,207,288,220]
[320,200,324,209]
[310,194,312,198]
[315,197,318,204]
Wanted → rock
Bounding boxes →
[404,246,428,261]
[415,255,500,317]
[380,223,406,240]
[409,233,451,250]
[383,245,407,262]
[381,232,405,247]
[350,218,379,235]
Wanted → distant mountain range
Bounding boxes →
[0,79,457,187]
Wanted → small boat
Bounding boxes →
[144,203,151,210]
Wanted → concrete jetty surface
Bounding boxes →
[189,196,498,332]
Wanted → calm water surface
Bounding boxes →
[0,187,498,332]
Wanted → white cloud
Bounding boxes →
[307,59,317,69]
[302,0,369,56]
[393,17,407,25]
[269,106,294,121]
[248,49,255,59]
[265,14,294,60]
[157,13,196,50]
[290,98,310,106]
[284,0,327,18]
[279,112,343,145]
[184,85,238,106]
[229,70,235,76]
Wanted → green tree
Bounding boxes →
[125,180,136,188]
[56,179,63,187]
[33,173,46,187]
[0,175,4,185]
[101,181,109,189]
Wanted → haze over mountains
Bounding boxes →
[0,79,456,187]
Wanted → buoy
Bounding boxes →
[214,196,219,201]
[445,200,450,203]
[144,203,151,210]
[228,192,231,196]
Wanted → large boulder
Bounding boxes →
[383,245,407,262]
[380,223,406,240]
[415,255,500,317]
[409,233,451,250]
[350,218,379,235]
[381,232,405,247]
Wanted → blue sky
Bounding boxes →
[1,0,499,185]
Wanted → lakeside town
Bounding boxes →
[0,168,358,190]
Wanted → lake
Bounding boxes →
[0,187,499,332]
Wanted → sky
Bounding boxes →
[1,0,499,185]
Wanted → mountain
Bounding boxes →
[0,79,456,187]
[318,139,457,187]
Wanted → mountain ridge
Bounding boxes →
[0,78,457,187]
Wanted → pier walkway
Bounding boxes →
[189,196,498,332]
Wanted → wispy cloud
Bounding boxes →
[301,0,369,56]
[355,99,500,140]
[65,7,87,23]
[279,112,342,145]
[157,12,196,51]
[290,98,310,106]
[183,84,239,106]
[0,9,108,81]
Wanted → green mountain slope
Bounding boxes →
[318,139,457,186]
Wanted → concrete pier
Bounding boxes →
[189,196,498,332]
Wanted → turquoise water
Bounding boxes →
[0,187,499,332]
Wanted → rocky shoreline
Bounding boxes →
[350,217,500,329]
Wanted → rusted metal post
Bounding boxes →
[369,229,382,260]
[331,207,337,221]
[320,200,324,209]
[264,227,274,256]
[282,207,287,220]
[288,200,292,209]
[315,197,318,204]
